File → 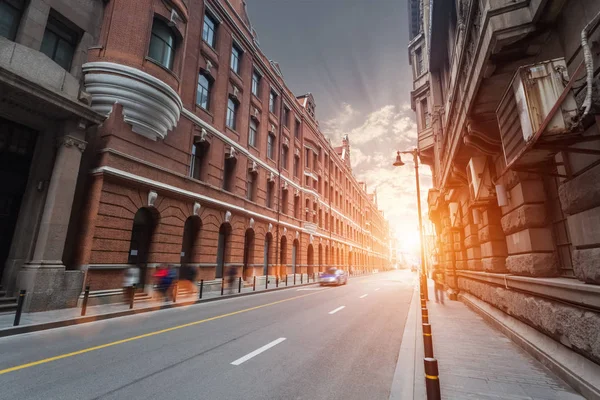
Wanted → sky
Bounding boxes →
[246,0,433,261]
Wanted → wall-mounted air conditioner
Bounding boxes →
[466,156,494,202]
[496,58,578,168]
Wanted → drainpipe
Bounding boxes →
[581,10,600,118]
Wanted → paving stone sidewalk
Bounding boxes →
[427,281,583,400]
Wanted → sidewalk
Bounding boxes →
[391,279,584,400]
[0,274,326,336]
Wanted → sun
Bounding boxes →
[395,229,421,257]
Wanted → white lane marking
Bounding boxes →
[360,294,368,299]
[375,288,380,291]
[231,338,287,366]
[329,306,345,315]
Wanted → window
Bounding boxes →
[294,196,300,219]
[190,142,208,180]
[282,189,289,214]
[252,70,261,96]
[230,42,241,74]
[282,146,289,169]
[267,133,275,159]
[247,172,256,201]
[203,13,217,48]
[283,107,290,127]
[294,155,299,178]
[420,98,431,129]
[305,148,311,170]
[266,182,274,208]
[269,90,277,113]
[294,119,300,139]
[40,14,79,71]
[223,156,236,192]
[249,119,258,147]
[196,73,212,110]
[0,0,24,40]
[414,47,423,76]
[226,98,237,130]
[313,152,318,168]
[305,176,310,187]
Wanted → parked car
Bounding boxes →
[319,268,348,286]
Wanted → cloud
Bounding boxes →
[322,103,433,258]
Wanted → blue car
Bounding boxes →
[319,268,348,286]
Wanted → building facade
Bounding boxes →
[0,0,105,311]
[409,0,600,382]
[0,0,391,310]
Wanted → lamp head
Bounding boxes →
[393,151,404,167]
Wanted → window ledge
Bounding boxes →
[458,271,600,310]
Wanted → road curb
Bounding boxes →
[0,281,320,338]
[460,292,600,400]
[389,278,425,400]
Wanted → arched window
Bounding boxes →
[292,239,299,274]
[307,244,314,275]
[128,208,157,287]
[148,18,176,69]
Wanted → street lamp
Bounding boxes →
[393,149,429,301]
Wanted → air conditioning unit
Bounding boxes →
[496,58,578,168]
[466,156,494,202]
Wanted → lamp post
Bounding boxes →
[393,149,428,301]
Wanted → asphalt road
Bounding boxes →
[0,270,415,400]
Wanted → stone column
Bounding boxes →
[18,121,87,312]
[501,173,558,277]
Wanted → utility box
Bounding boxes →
[496,58,578,168]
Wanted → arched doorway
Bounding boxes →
[292,239,299,274]
[325,245,329,269]
[128,207,158,288]
[216,223,232,279]
[180,216,200,288]
[336,248,340,268]
[341,249,345,272]
[243,229,255,280]
[264,233,272,276]
[307,244,314,276]
[318,244,323,272]
[280,236,287,275]
[348,251,353,275]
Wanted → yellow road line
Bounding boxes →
[0,290,323,375]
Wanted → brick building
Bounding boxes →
[0,0,392,309]
[409,0,600,387]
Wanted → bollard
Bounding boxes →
[81,285,90,316]
[276,276,279,288]
[199,279,204,299]
[13,290,26,326]
[421,298,427,308]
[423,323,434,358]
[221,278,224,296]
[253,275,256,291]
[172,280,178,303]
[294,274,296,285]
[301,274,303,284]
[238,277,242,293]
[421,307,429,324]
[313,272,316,282]
[129,284,135,309]
[424,357,441,400]
[285,274,288,286]
[265,274,268,290]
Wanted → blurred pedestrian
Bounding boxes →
[228,266,237,294]
[433,264,445,305]
[123,266,140,304]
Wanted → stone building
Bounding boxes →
[0,0,105,312]
[0,0,390,309]
[409,0,600,393]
